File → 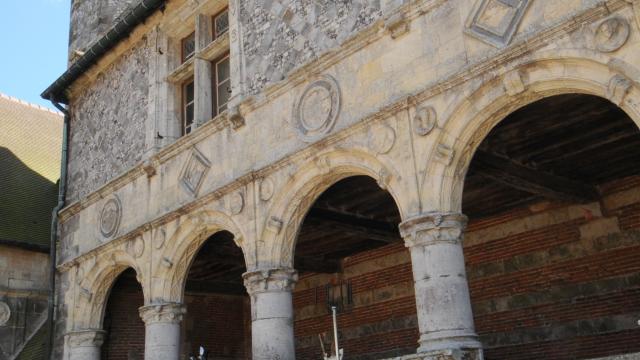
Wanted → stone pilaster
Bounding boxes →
[65,329,106,360]
[139,302,186,360]
[399,212,482,358]
[243,268,298,360]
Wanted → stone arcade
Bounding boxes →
[43,0,640,359]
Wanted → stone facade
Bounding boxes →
[52,0,640,359]
[69,0,140,58]
[67,38,150,203]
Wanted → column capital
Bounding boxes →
[399,212,468,248]
[243,268,298,295]
[139,302,186,325]
[65,329,106,348]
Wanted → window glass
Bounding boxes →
[182,32,196,62]
[215,56,231,114]
[183,81,195,134]
[214,9,229,38]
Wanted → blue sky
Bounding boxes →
[0,0,70,110]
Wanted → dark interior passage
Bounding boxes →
[463,94,640,360]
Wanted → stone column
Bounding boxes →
[65,329,105,360]
[139,302,186,360]
[243,268,298,360]
[399,212,482,358]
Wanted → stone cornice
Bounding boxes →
[139,302,186,325]
[243,268,298,295]
[57,0,630,268]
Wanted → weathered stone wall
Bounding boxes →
[69,0,139,56]
[67,38,150,203]
[0,245,49,359]
[239,0,382,94]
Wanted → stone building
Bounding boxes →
[42,0,640,359]
[0,93,63,359]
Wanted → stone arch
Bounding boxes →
[74,249,144,330]
[154,209,248,303]
[261,148,409,270]
[423,54,640,213]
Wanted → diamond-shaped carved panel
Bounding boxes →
[179,147,211,196]
[465,0,531,48]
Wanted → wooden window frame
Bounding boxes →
[182,79,195,135]
[212,52,231,116]
[181,32,196,63]
[212,8,229,40]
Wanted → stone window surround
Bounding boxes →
[152,0,231,149]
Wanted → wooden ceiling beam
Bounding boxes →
[184,280,246,296]
[305,207,400,244]
[473,150,599,203]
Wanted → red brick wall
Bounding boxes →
[181,293,250,359]
[293,176,640,360]
[293,243,418,360]
[467,175,640,360]
[102,272,145,360]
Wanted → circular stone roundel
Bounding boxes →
[100,196,122,238]
[293,75,341,142]
[0,301,10,326]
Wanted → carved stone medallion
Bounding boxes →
[293,75,341,142]
[0,301,10,326]
[465,0,531,48]
[131,236,145,258]
[259,178,275,201]
[594,17,630,53]
[100,196,122,238]
[153,227,166,250]
[368,124,396,154]
[228,192,245,214]
[179,147,211,196]
[414,106,437,136]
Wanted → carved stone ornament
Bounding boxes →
[368,123,396,154]
[259,177,275,201]
[399,212,468,248]
[465,0,531,48]
[228,192,245,214]
[153,226,166,249]
[503,69,526,96]
[607,74,632,106]
[130,236,145,258]
[435,143,455,166]
[413,105,437,136]
[99,195,122,238]
[594,17,630,53]
[293,74,341,142]
[66,329,106,348]
[139,303,186,325]
[179,147,211,196]
[243,268,298,295]
[0,301,10,326]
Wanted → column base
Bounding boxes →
[382,349,484,360]
[417,329,482,353]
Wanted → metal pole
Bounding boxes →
[332,306,340,360]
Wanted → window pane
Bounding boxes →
[185,103,194,134]
[216,57,230,83]
[185,82,194,102]
[214,9,229,38]
[182,33,196,62]
[217,82,230,112]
